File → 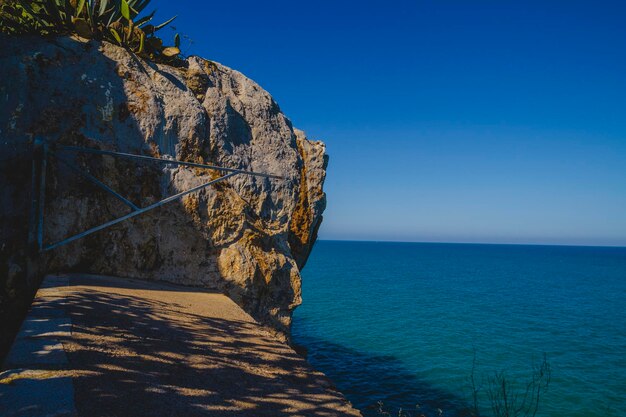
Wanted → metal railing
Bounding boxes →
[29,137,285,253]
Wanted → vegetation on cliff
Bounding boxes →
[0,0,180,61]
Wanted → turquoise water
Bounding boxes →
[292,241,626,417]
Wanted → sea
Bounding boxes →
[292,241,626,417]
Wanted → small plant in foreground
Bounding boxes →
[373,354,551,417]
[469,353,551,417]
[0,0,180,61]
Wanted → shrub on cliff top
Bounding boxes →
[0,0,181,62]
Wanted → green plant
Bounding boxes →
[0,0,180,61]
[469,353,551,417]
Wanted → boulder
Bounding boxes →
[0,35,327,341]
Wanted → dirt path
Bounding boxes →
[1,274,361,417]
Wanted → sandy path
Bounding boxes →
[1,274,361,417]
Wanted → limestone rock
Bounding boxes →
[0,35,327,340]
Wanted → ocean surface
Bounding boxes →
[292,241,626,417]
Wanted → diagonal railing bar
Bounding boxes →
[58,145,285,180]
[53,152,140,212]
[43,171,239,252]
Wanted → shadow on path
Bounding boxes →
[30,275,361,417]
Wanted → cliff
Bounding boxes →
[0,35,327,343]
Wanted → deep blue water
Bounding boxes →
[292,241,626,417]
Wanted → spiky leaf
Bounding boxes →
[98,0,109,16]
[135,9,154,27]
[76,0,85,16]
[109,27,122,44]
[161,46,179,57]
[153,14,176,31]
[120,0,130,20]
[138,30,145,53]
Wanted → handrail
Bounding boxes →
[30,138,286,252]
[58,145,285,180]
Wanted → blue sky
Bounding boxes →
[154,1,626,246]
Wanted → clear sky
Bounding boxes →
[154,0,626,246]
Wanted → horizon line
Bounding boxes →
[316,238,626,249]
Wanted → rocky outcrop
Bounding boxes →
[0,35,327,341]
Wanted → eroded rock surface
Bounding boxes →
[0,35,327,340]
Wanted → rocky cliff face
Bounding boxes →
[0,35,327,341]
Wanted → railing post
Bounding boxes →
[28,137,46,253]
[36,139,47,252]
[28,143,39,250]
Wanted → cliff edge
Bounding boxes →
[0,35,327,342]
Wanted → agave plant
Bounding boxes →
[0,0,181,61]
